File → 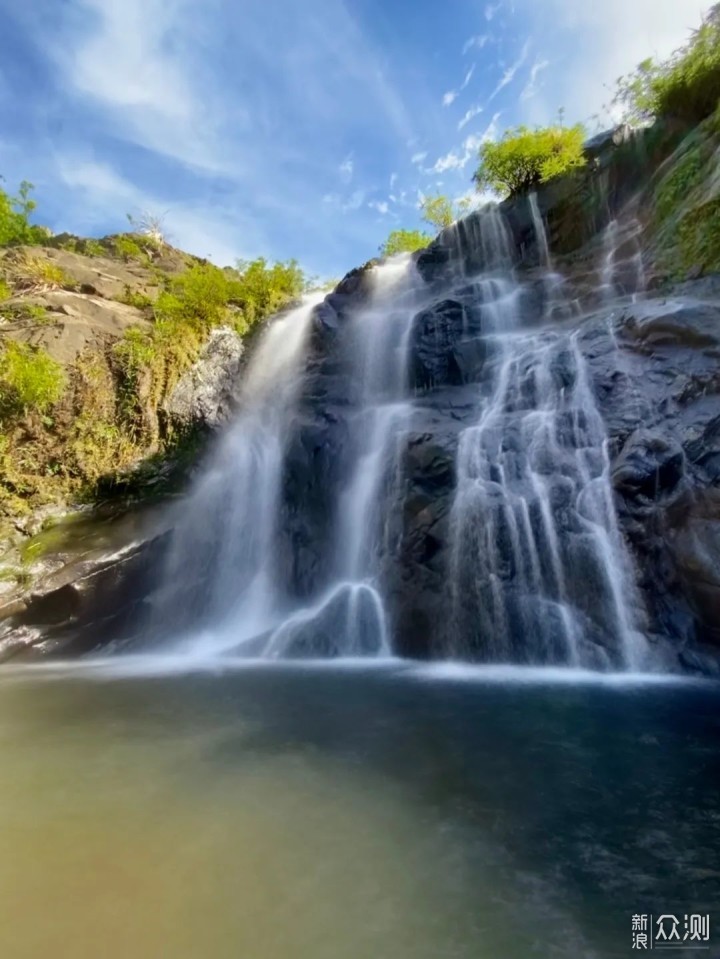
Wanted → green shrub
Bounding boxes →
[615,7,720,124]
[83,239,106,257]
[156,263,230,331]
[0,180,47,248]
[0,341,65,416]
[13,255,74,291]
[420,194,472,230]
[227,257,305,330]
[113,235,147,262]
[473,124,587,197]
[24,305,53,325]
[379,229,432,256]
[118,286,154,310]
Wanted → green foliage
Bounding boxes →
[0,279,10,302]
[113,234,147,262]
[156,263,230,331]
[473,124,587,197]
[650,116,720,279]
[420,194,472,230]
[83,239,106,257]
[24,305,53,325]
[654,146,705,222]
[0,179,47,247]
[118,286,154,310]
[615,6,720,124]
[0,341,65,417]
[228,257,305,331]
[14,255,74,291]
[420,195,455,230]
[379,229,432,257]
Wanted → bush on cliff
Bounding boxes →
[615,6,720,124]
[0,179,47,247]
[473,125,587,197]
[0,341,65,417]
[379,229,432,257]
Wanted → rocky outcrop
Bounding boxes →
[0,506,172,662]
[163,327,244,431]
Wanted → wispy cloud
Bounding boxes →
[487,38,531,103]
[521,57,550,101]
[458,104,483,131]
[339,154,354,182]
[430,115,502,174]
[411,151,428,165]
[442,64,476,107]
[462,34,489,55]
[485,2,502,21]
[368,199,390,215]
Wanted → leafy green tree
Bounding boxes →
[420,194,472,230]
[0,179,47,247]
[614,6,720,124]
[473,125,587,197]
[379,229,432,257]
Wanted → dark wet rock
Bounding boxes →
[612,431,685,503]
[409,299,467,390]
[0,530,171,662]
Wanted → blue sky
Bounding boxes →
[0,0,708,278]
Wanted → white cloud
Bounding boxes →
[56,0,237,176]
[369,200,389,215]
[443,90,458,107]
[462,34,488,55]
[485,3,502,21]
[432,150,463,173]
[389,172,398,189]
[430,120,501,174]
[411,151,428,165]
[458,104,483,131]
[339,155,354,182]
[521,57,550,101]
[487,38,531,104]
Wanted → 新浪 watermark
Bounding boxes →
[632,914,711,950]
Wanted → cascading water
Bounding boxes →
[148,295,321,656]
[265,257,422,657]
[448,204,649,669]
[141,193,658,671]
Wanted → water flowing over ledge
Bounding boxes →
[121,193,694,675]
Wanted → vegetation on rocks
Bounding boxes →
[615,5,720,124]
[648,103,720,279]
[473,124,587,197]
[0,183,308,543]
[0,341,65,416]
[0,180,48,247]
[380,229,432,257]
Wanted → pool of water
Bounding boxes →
[0,659,718,958]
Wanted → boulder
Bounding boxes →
[163,327,244,431]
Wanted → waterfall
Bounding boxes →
[137,200,659,672]
[148,295,320,656]
[265,256,422,657]
[529,192,552,269]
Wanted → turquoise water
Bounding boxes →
[0,660,717,958]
